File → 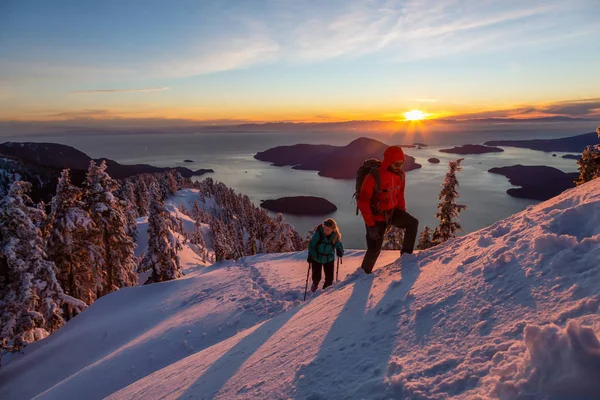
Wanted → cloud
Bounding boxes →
[158,36,279,78]
[1,0,597,84]
[541,98,600,117]
[49,109,114,118]
[72,87,169,94]
[448,98,600,120]
[271,0,596,63]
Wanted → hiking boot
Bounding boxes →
[311,283,318,292]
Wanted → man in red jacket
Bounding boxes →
[358,145,419,273]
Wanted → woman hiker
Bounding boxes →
[307,218,344,292]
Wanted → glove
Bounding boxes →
[367,226,380,240]
[307,254,313,263]
[336,249,343,257]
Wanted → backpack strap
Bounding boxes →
[314,227,335,260]
[370,168,383,214]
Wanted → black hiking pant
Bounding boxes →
[312,261,335,289]
[360,209,419,274]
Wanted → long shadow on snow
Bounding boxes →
[293,262,421,400]
[181,306,302,399]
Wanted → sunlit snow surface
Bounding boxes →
[1,181,599,400]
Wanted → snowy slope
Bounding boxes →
[1,180,599,399]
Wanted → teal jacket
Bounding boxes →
[308,226,344,264]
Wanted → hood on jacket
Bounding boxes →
[381,146,405,169]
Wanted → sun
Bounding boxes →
[404,110,426,121]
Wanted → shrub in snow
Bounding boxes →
[138,185,183,283]
[46,170,102,318]
[417,226,434,250]
[84,160,138,295]
[0,181,85,356]
[432,158,467,245]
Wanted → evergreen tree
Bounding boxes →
[417,226,434,250]
[139,185,183,283]
[575,125,600,186]
[47,170,101,318]
[192,200,203,221]
[120,181,139,241]
[210,219,228,262]
[0,181,85,354]
[190,219,208,263]
[432,158,467,245]
[382,226,404,250]
[84,161,137,296]
[135,179,150,217]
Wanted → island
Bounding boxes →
[439,144,504,155]
[428,158,440,164]
[184,159,194,163]
[260,196,337,215]
[0,142,214,179]
[484,131,597,152]
[254,137,422,180]
[562,154,581,160]
[488,165,578,200]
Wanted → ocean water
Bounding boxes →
[3,130,582,249]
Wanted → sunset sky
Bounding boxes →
[1,0,599,124]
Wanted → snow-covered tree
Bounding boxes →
[382,226,404,250]
[432,158,467,245]
[245,233,258,256]
[417,226,434,250]
[47,170,101,318]
[138,185,183,283]
[190,219,208,263]
[575,125,600,186]
[210,218,229,262]
[84,161,137,296]
[119,181,139,241]
[135,178,150,217]
[0,181,85,354]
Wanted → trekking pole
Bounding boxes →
[303,262,311,301]
[336,257,341,282]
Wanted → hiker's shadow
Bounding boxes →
[181,306,301,399]
[292,264,420,400]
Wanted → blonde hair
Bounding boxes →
[323,218,342,242]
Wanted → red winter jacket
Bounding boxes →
[358,146,406,227]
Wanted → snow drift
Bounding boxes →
[1,180,599,400]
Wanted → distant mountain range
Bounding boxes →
[0,142,212,202]
[485,132,597,152]
[2,116,596,137]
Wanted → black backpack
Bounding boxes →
[353,159,382,215]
